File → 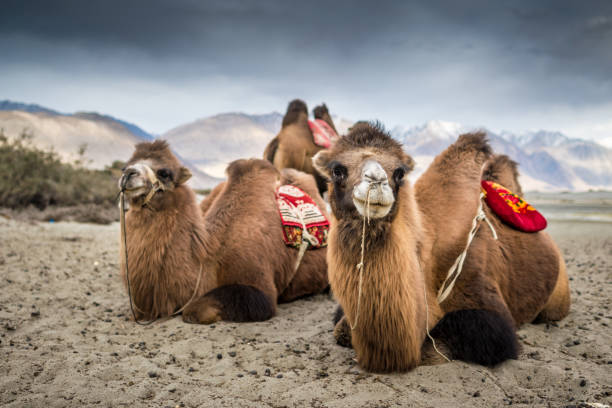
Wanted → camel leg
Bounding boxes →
[535,256,571,322]
[332,306,352,348]
[182,284,275,324]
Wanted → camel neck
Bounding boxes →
[329,194,429,371]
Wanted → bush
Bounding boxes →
[0,130,120,210]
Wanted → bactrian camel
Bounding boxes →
[313,123,570,372]
[119,140,329,323]
[264,99,338,194]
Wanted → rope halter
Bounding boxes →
[437,192,498,304]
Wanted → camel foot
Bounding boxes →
[184,284,275,324]
[334,316,352,348]
[182,297,222,324]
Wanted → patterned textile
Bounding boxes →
[481,180,547,232]
[308,119,338,148]
[276,185,329,249]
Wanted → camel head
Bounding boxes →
[119,140,192,208]
[313,123,414,221]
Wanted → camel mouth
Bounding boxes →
[352,196,393,219]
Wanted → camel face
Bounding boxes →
[313,124,414,222]
[352,159,395,219]
[120,140,192,206]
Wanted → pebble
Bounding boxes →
[148,371,158,378]
[228,351,236,357]
[216,353,222,360]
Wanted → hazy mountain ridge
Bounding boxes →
[0,100,155,141]
[0,101,221,189]
[1,100,609,191]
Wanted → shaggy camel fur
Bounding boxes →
[263,100,338,194]
[119,140,329,323]
[313,124,570,372]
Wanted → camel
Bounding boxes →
[313,123,570,372]
[263,100,338,194]
[119,140,329,323]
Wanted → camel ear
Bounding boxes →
[176,166,192,184]
[312,150,332,180]
[402,153,415,173]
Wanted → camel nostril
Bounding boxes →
[124,169,138,180]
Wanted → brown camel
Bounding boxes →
[119,140,329,323]
[313,123,570,372]
[263,100,338,194]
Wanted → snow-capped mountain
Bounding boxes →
[392,121,612,191]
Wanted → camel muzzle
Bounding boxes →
[118,163,165,206]
[352,160,395,219]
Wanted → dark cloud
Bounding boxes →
[0,0,610,139]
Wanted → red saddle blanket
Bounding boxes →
[481,180,547,232]
[308,119,338,148]
[276,185,329,249]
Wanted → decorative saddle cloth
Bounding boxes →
[308,119,338,148]
[276,185,329,249]
[481,180,547,232]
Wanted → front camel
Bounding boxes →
[313,123,570,373]
[118,140,329,324]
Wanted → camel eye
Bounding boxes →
[331,163,347,181]
[393,167,406,185]
[157,168,172,180]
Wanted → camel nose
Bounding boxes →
[124,168,139,180]
[362,160,388,184]
[119,167,139,190]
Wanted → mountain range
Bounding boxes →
[1,99,610,191]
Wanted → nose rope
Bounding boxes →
[350,185,373,331]
[437,192,497,304]
[119,169,203,326]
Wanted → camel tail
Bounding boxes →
[263,136,279,163]
[483,154,523,195]
[430,309,519,367]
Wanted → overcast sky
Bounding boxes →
[1,0,611,144]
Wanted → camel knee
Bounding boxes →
[537,261,571,322]
[430,309,519,367]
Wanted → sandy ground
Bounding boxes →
[0,217,610,408]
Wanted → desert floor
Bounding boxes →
[0,217,610,408]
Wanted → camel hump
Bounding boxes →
[313,104,329,118]
[226,158,277,181]
[279,168,318,193]
[483,154,523,195]
[282,99,308,127]
[454,132,492,157]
